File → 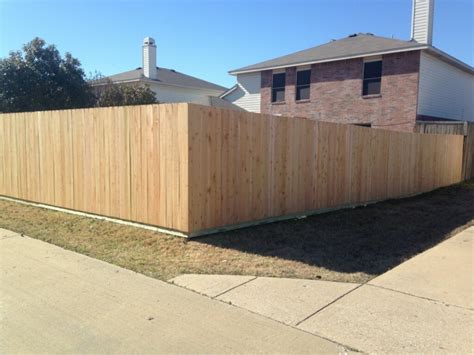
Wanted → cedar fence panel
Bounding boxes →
[0,104,189,233]
[0,104,465,236]
[416,121,474,180]
[187,105,463,233]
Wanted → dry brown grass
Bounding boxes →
[1,180,473,283]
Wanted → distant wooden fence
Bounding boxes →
[0,104,465,236]
[415,121,468,135]
[416,121,474,180]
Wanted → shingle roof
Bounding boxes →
[95,67,227,92]
[230,34,427,74]
[189,96,245,111]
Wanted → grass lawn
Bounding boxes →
[1,180,473,283]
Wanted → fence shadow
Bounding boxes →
[195,181,474,277]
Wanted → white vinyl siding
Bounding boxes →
[418,52,474,122]
[148,82,223,103]
[411,0,434,44]
[222,73,261,112]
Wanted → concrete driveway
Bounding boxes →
[0,228,346,354]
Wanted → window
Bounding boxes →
[272,72,286,102]
[362,60,382,96]
[296,69,311,101]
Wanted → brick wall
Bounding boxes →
[261,51,421,132]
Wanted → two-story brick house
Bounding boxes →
[221,0,473,132]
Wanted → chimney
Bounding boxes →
[411,0,435,44]
[142,37,157,78]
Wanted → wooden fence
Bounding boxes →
[0,105,189,232]
[416,121,474,180]
[0,104,465,236]
[415,121,468,135]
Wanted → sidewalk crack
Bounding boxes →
[213,276,258,299]
[295,283,365,326]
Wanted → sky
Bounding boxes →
[0,0,472,88]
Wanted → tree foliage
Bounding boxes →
[0,38,158,113]
[93,78,157,107]
[0,38,94,113]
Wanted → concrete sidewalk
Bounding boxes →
[0,228,346,354]
[171,226,474,353]
[299,226,474,353]
[368,226,473,309]
[170,274,360,326]
[2,226,472,353]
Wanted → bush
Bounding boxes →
[93,79,158,107]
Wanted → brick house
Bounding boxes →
[221,0,473,132]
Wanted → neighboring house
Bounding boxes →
[221,0,474,132]
[92,37,233,108]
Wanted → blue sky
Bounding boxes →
[0,0,472,88]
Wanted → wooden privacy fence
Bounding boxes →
[0,104,465,236]
[415,121,474,180]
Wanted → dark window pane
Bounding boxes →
[296,70,311,86]
[272,72,286,102]
[272,73,286,88]
[296,85,310,101]
[272,87,285,102]
[363,61,382,79]
[363,78,381,95]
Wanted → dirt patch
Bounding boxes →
[1,181,473,283]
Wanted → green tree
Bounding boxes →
[93,78,157,107]
[0,38,94,113]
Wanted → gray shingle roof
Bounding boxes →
[230,34,427,74]
[189,96,245,110]
[95,67,227,92]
